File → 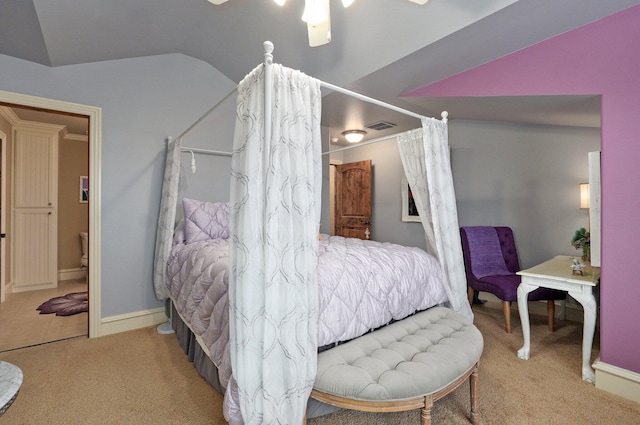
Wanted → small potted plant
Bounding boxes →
[571,227,591,262]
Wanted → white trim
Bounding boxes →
[13,120,66,134]
[0,130,6,303]
[0,89,102,339]
[593,358,640,404]
[0,106,20,125]
[100,307,167,337]
[58,268,87,281]
[63,133,89,142]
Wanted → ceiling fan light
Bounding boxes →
[302,0,328,25]
[341,0,355,7]
[342,129,367,143]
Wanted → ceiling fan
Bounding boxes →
[208,0,429,47]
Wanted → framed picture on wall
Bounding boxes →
[402,175,421,222]
[80,176,89,203]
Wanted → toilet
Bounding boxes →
[80,232,89,281]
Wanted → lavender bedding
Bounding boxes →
[165,234,448,393]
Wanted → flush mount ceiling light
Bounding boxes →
[342,129,367,143]
[208,0,429,47]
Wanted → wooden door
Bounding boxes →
[334,160,372,240]
[11,125,58,292]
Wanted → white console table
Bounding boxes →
[516,255,599,383]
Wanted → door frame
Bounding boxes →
[0,131,5,302]
[0,90,102,338]
[329,159,342,235]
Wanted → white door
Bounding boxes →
[11,124,59,292]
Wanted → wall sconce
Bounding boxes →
[579,183,590,209]
[188,150,197,174]
[342,129,367,143]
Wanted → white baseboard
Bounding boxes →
[10,281,57,292]
[99,307,168,337]
[593,358,640,404]
[58,268,87,281]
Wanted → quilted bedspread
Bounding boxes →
[165,235,448,390]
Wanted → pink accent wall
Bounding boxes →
[407,5,640,374]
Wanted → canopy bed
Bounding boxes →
[153,41,472,425]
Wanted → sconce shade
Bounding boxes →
[580,183,590,209]
[342,129,367,143]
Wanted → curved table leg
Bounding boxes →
[569,288,597,383]
[516,282,536,360]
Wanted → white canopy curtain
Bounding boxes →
[153,136,182,300]
[397,120,473,320]
[227,62,322,424]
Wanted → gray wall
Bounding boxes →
[334,119,600,269]
[0,48,602,317]
[0,52,236,316]
[451,120,600,268]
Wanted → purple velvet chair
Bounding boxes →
[460,226,566,333]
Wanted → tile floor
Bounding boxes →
[0,279,88,352]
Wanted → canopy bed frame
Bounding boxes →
[153,41,472,425]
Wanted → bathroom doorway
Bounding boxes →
[0,103,90,351]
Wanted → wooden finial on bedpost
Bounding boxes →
[264,41,274,65]
[441,111,448,123]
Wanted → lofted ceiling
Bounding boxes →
[2,0,638,144]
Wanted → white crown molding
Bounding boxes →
[13,119,66,133]
[63,133,89,142]
[0,106,20,125]
[0,105,86,141]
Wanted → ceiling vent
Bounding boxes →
[365,121,397,131]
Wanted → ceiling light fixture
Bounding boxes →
[342,129,367,143]
[208,0,429,46]
[301,0,328,25]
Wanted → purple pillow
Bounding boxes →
[183,198,230,243]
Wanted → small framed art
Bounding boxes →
[401,175,421,222]
[80,176,89,203]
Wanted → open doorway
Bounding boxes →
[0,90,101,348]
[0,104,90,351]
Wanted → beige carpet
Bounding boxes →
[1,304,639,425]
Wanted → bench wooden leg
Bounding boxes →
[469,363,480,425]
[421,395,433,425]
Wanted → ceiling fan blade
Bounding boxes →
[207,0,229,4]
[407,0,429,4]
[307,0,331,47]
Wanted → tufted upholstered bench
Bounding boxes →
[309,307,484,425]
